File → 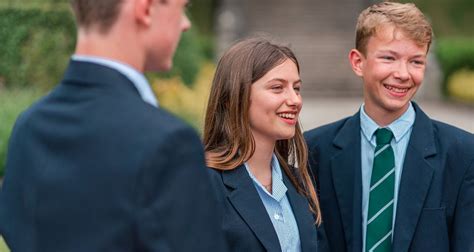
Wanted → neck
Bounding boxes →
[364,102,409,127]
[74,26,144,72]
[246,135,275,185]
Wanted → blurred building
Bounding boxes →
[216,0,441,99]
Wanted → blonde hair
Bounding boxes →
[203,37,321,225]
[355,1,433,55]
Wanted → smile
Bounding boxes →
[384,84,409,93]
[277,113,297,119]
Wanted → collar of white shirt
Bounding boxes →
[71,55,159,107]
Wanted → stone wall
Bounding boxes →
[216,0,441,99]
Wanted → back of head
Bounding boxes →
[70,0,124,33]
[204,37,299,169]
[355,1,433,55]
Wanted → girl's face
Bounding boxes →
[248,58,303,145]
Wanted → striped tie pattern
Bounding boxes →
[366,128,395,252]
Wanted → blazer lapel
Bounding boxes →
[283,173,318,252]
[331,113,363,252]
[222,165,281,252]
[392,103,436,252]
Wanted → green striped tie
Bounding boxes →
[366,128,395,252]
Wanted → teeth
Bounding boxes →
[278,113,296,119]
[385,85,408,93]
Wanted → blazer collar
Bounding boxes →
[222,164,319,252]
[283,172,319,251]
[331,111,364,252]
[62,60,139,95]
[392,102,437,252]
[222,165,282,252]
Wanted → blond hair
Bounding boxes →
[355,1,433,55]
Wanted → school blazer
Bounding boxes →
[304,103,474,252]
[207,164,320,252]
[0,60,227,252]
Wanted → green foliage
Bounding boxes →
[0,235,9,252]
[0,8,75,89]
[0,89,43,177]
[436,37,474,94]
[400,0,473,37]
[149,29,209,87]
[0,7,212,90]
[187,0,219,35]
[0,236,9,252]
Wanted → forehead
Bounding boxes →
[367,24,428,54]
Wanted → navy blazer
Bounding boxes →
[304,103,474,252]
[207,164,319,252]
[0,61,227,252]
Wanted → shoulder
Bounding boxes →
[206,167,224,182]
[205,167,229,200]
[304,116,353,149]
[431,120,474,157]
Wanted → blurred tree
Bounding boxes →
[400,0,473,37]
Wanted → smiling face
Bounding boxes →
[350,25,428,125]
[248,58,302,145]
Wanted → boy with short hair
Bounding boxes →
[305,2,474,251]
[0,0,228,251]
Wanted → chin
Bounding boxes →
[144,59,173,73]
[383,99,410,113]
[277,132,296,141]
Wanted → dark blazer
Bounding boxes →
[0,61,227,252]
[207,164,319,252]
[304,103,474,252]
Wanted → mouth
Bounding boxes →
[383,84,410,96]
[277,112,298,125]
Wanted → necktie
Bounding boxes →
[366,128,395,252]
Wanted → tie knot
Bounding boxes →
[375,128,393,145]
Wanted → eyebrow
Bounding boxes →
[267,78,302,85]
[377,50,426,58]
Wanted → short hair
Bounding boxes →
[355,1,433,55]
[70,0,125,33]
[203,37,322,225]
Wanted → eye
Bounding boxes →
[380,56,395,61]
[412,60,425,66]
[271,85,283,92]
[293,85,301,93]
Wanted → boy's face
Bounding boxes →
[350,25,428,123]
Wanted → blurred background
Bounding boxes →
[0,0,472,249]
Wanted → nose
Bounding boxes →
[286,88,302,108]
[182,14,191,32]
[394,61,410,81]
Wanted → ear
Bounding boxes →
[134,0,154,26]
[348,49,365,77]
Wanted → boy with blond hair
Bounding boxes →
[305,2,474,251]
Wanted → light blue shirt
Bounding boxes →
[360,102,415,252]
[245,154,301,252]
[71,55,158,107]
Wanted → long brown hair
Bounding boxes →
[203,37,321,224]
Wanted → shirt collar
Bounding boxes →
[245,153,288,201]
[360,102,415,144]
[71,55,159,107]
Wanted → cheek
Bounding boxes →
[411,70,425,86]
